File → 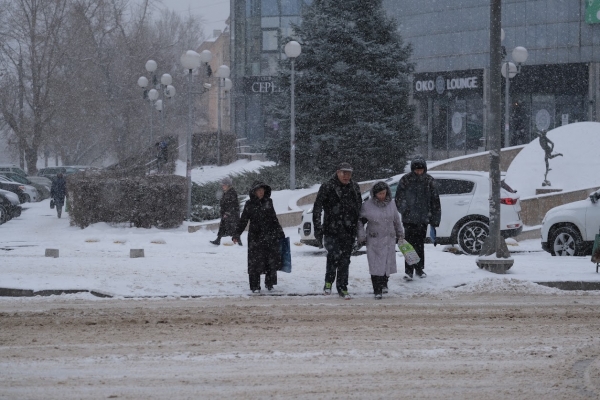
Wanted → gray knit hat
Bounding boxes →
[219,176,233,186]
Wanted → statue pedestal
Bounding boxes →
[536,187,563,195]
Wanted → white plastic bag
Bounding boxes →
[398,239,421,265]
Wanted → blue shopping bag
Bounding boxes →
[279,237,292,273]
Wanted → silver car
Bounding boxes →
[0,175,38,202]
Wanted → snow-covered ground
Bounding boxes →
[1,197,599,301]
[2,144,600,302]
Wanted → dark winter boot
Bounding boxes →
[237,239,243,246]
[210,238,221,245]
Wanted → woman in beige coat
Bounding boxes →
[357,181,405,299]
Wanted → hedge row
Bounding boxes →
[67,171,186,229]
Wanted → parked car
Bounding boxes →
[0,173,49,200]
[37,165,98,181]
[0,164,28,177]
[0,188,22,224]
[298,171,523,255]
[0,177,29,203]
[541,189,600,256]
[25,175,52,190]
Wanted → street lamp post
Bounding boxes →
[284,41,301,190]
[501,40,528,147]
[144,60,158,145]
[157,73,175,140]
[136,76,149,147]
[180,49,212,220]
[477,0,513,272]
[215,65,231,166]
[137,63,176,148]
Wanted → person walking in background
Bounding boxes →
[50,172,67,219]
[394,156,441,281]
[313,162,362,299]
[155,140,168,173]
[233,181,285,293]
[211,176,241,246]
[357,182,404,299]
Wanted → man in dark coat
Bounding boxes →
[394,156,441,280]
[313,162,362,298]
[50,172,67,219]
[211,176,241,246]
[233,181,285,293]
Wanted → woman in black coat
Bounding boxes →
[210,176,241,245]
[233,181,284,293]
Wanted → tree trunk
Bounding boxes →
[25,147,38,175]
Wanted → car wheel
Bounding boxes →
[457,220,489,255]
[23,194,31,203]
[549,226,585,257]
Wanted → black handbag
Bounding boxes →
[50,199,55,209]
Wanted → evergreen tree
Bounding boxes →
[267,0,418,181]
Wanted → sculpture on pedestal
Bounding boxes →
[536,130,562,186]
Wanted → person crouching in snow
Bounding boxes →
[233,181,285,293]
[357,182,404,299]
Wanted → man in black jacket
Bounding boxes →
[50,172,67,219]
[313,162,362,298]
[211,176,241,245]
[394,156,441,280]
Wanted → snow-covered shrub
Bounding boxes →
[67,172,185,229]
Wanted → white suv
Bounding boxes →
[541,189,600,256]
[298,171,523,255]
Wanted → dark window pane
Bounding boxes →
[436,179,474,195]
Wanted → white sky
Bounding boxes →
[160,0,230,38]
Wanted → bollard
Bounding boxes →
[45,249,59,258]
[130,249,145,258]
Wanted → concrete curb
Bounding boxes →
[535,281,600,291]
[0,288,113,298]
[1,283,599,298]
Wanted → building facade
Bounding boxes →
[230,0,311,149]
[231,0,600,159]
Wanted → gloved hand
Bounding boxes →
[279,231,285,240]
[396,236,404,244]
[314,229,324,249]
[429,226,437,247]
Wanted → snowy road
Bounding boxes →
[1,293,600,399]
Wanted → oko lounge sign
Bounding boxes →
[413,69,483,99]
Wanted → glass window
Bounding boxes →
[281,0,301,15]
[251,62,261,75]
[281,16,300,37]
[436,179,475,195]
[247,0,260,17]
[261,53,279,75]
[262,30,278,51]
[261,0,278,16]
[261,16,279,28]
